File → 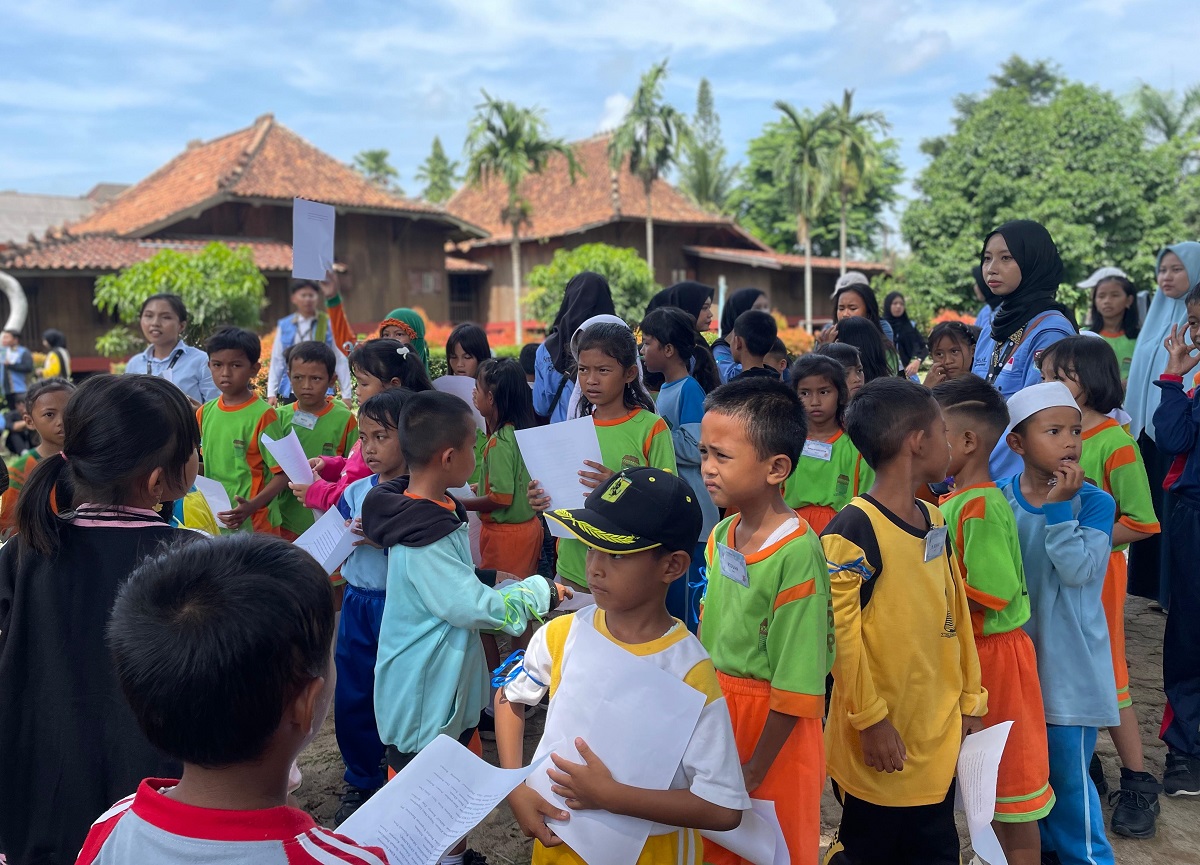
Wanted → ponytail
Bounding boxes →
[15,452,72,557]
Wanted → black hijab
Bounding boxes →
[544,271,615,374]
[647,281,714,322]
[882,291,926,366]
[984,220,1072,343]
[719,288,765,339]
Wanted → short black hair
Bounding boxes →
[1187,283,1200,308]
[765,337,788,358]
[107,533,334,768]
[790,354,849,427]
[846,377,941,469]
[928,320,979,350]
[4,329,22,340]
[518,342,539,377]
[205,326,261,364]
[139,292,189,323]
[814,341,863,371]
[42,328,67,349]
[932,374,1010,450]
[1038,336,1124,415]
[360,388,414,432]
[640,307,697,363]
[348,338,433,392]
[446,322,491,363]
[399,390,476,468]
[732,310,778,357]
[704,377,807,466]
[290,279,321,295]
[25,376,76,413]
[285,340,337,378]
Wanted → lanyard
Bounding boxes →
[147,347,185,375]
[986,326,1026,384]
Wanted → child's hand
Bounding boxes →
[309,456,326,475]
[289,482,311,504]
[217,496,256,530]
[350,518,381,548]
[904,358,922,378]
[579,461,614,490]
[1163,324,1200,377]
[507,785,567,847]
[961,715,984,741]
[528,479,551,513]
[741,761,767,795]
[555,582,574,604]
[860,718,906,773]
[923,364,948,388]
[268,396,279,408]
[548,739,618,811]
[1046,459,1084,503]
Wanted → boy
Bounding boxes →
[79,532,389,864]
[496,467,748,863]
[934,376,1053,865]
[821,378,986,865]
[999,381,1118,865]
[729,311,779,381]
[198,327,291,534]
[276,341,357,540]
[698,377,833,865]
[360,390,566,865]
[764,338,790,380]
[267,278,353,407]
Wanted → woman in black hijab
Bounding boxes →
[713,287,769,382]
[534,271,614,423]
[883,291,928,376]
[643,282,721,392]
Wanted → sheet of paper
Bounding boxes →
[193,474,231,517]
[260,429,314,484]
[448,486,483,566]
[338,733,547,865]
[515,416,602,539]
[526,620,707,865]
[294,507,357,575]
[292,198,335,280]
[701,800,786,865]
[433,375,487,432]
[957,721,1013,865]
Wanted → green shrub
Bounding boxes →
[525,243,657,325]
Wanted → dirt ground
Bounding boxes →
[297,600,1200,864]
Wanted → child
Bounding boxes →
[529,322,677,597]
[0,375,199,863]
[361,391,567,865]
[5,393,33,455]
[765,337,790,379]
[266,279,352,407]
[999,382,1118,865]
[821,378,986,865]
[729,310,779,380]
[81,532,388,864]
[519,342,540,385]
[639,307,719,629]
[379,307,431,371]
[698,377,833,865]
[497,468,748,863]
[7,376,74,497]
[814,342,866,397]
[198,327,290,534]
[330,388,412,825]
[276,341,358,539]
[1086,274,1140,384]
[933,375,1053,865]
[834,316,896,382]
[923,320,980,387]
[782,355,873,533]
[1041,336,1163,836]
[446,322,491,486]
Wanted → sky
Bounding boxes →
[3,0,1199,232]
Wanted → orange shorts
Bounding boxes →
[480,518,542,578]
[1101,551,1131,708]
[705,672,823,865]
[976,628,1055,822]
[796,504,837,535]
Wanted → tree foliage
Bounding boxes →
[827,89,891,270]
[1130,83,1200,144]
[415,136,460,203]
[524,243,657,326]
[93,243,267,359]
[677,78,737,213]
[352,149,402,195]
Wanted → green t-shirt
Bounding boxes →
[469,427,487,488]
[480,424,535,525]
[275,399,357,534]
[781,431,874,512]
[556,409,678,587]
[1080,418,1160,552]
[939,483,1030,636]
[197,396,285,533]
[1095,330,1137,380]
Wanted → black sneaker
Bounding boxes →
[334,785,376,826]
[463,850,490,865]
[478,711,496,741]
[1109,768,1162,838]
[1089,752,1108,797]
[1164,749,1200,796]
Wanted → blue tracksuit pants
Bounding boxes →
[334,585,387,790]
[1040,725,1113,865]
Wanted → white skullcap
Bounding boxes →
[1077,267,1129,289]
[1006,381,1081,434]
[833,270,870,296]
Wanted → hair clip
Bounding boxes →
[396,345,410,360]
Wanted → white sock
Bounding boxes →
[438,854,464,865]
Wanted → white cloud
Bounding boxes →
[597,93,630,132]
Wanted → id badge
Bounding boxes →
[717,542,750,587]
[924,525,948,563]
[292,410,318,430]
[802,439,834,462]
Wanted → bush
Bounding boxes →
[525,243,657,326]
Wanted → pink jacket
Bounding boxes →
[303,440,371,511]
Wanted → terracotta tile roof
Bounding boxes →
[0,233,293,273]
[68,115,484,239]
[683,245,890,273]
[447,134,766,249]
[445,256,489,273]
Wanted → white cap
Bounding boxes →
[1077,266,1128,289]
[833,270,870,297]
[1005,381,1081,434]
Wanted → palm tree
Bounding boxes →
[1132,83,1200,143]
[352,149,402,194]
[774,101,836,332]
[827,90,889,274]
[464,92,579,346]
[608,59,690,274]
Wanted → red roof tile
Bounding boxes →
[683,245,890,273]
[0,234,293,273]
[445,256,489,273]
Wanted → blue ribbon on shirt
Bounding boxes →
[491,650,546,690]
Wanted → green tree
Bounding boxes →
[352,149,402,194]
[608,59,690,273]
[94,243,267,359]
[1131,83,1200,143]
[902,60,1184,314]
[464,91,579,346]
[525,243,656,326]
[677,78,737,213]
[828,89,890,274]
[415,136,460,203]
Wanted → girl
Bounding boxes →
[883,291,928,377]
[1087,275,1140,384]
[1041,337,1163,834]
[644,281,722,392]
[534,272,615,423]
[814,342,866,397]
[834,316,895,382]
[782,354,873,532]
[41,328,70,379]
[379,308,431,372]
[528,322,678,594]
[8,377,74,496]
[0,374,199,863]
[123,293,219,405]
[923,321,980,387]
[713,287,770,382]
[446,322,491,485]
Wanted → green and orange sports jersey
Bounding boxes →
[1079,417,1160,551]
[781,431,874,512]
[275,398,357,535]
[1095,330,1137,380]
[197,395,285,533]
[480,424,536,525]
[7,449,41,495]
[939,482,1031,637]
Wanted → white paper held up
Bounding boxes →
[515,415,602,540]
[701,799,786,865]
[433,375,487,432]
[260,429,315,484]
[294,508,356,575]
[291,198,335,280]
[192,474,232,517]
[338,734,547,865]
[526,620,707,865]
[956,721,1013,865]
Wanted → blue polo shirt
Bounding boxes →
[125,342,219,404]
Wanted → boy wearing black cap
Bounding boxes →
[494,467,749,865]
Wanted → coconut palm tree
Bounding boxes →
[1132,83,1200,144]
[608,59,690,274]
[827,89,889,274]
[465,92,579,346]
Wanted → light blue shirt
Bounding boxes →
[124,342,219,404]
[336,476,387,591]
[713,341,741,383]
[1000,476,1119,728]
[656,376,718,542]
[533,342,571,423]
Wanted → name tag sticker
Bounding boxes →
[924,525,948,563]
[802,440,834,462]
[292,411,318,430]
[717,542,750,587]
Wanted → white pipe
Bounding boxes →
[0,271,29,332]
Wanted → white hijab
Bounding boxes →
[566,314,649,420]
